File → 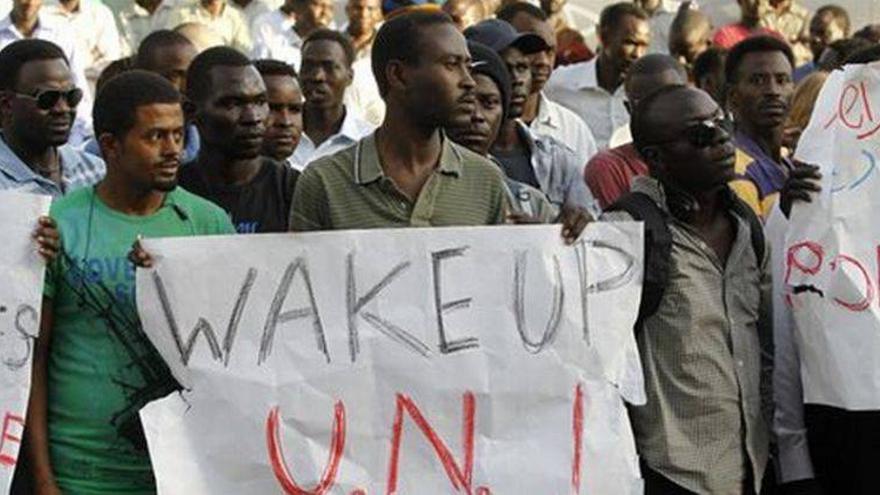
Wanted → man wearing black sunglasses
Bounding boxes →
[0,39,104,196]
[604,84,773,495]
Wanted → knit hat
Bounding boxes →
[467,40,512,123]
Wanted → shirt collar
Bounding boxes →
[354,131,463,185]
[535,92,559,129]
[0,134,61,193]
[338,107,372,141]
[573,57,599,90]
[630,174,739,222]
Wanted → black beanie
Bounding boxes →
[467,41,512,123]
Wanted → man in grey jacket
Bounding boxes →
[464,19,599,217]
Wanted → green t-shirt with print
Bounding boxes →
[44,186,234,494]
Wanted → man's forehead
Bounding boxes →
[17,58,72,88]
[302,40,346,61]
[473,73,501,96]
[209,65,265,94]
[619,15,650,36]
[419,23,467,58]
[649,90,718,131]
[740,51,792,73]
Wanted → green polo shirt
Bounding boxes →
[289,132,508,230]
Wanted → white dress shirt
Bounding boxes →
[545,57,628,151]
[608,123,633,149]
[44,0,122,85]
[291,107,374,171]
[343,55,384,127]
[0,14,92,145]
[233,0,273,30]
[111,0,163,56]
[250,8,300,69]
[529,92,598,165]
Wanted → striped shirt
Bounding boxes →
[729,131,791,220]
[603,176,772,494]
[289,132,508,231]
[0,134,105,195]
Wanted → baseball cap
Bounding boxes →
[464,19,549,55]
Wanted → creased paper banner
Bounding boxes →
[136,224,645,494]
[0,191,50,494]
[787,61,880,409]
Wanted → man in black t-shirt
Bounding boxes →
[178,47,298,233]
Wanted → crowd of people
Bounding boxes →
[2,0,880,494]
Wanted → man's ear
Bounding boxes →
[97,132,120,163]
[385,60,407,94]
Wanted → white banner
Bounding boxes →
[786,61,880,409]
[0,191,50,494]
[136,224,646,494]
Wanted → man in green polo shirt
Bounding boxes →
[289,10,510,230]
[27,71,234,495]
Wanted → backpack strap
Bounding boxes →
[729,196,766,264]
[606,192,673,332]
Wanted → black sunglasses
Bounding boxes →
[649,116,734,149]
[12,87,83,110]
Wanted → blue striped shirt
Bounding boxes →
[0,134,105,196]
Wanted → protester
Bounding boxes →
[761,0,812,66]
[603,84,772,494]
[291,29,373,170]
[345,0,383,59]
[465,18,597,214]
[178,47,298,234]
[255,58,303,168]
[794,4,849,81]
[546,2,650,150]
[634,0,681,55]
[585,54,687,209]
[26,69,234,495]
[498,2,598,165]
[727,36,796,219]
[83,30,202,163]
[713,0,781,49]
[693,46,727,106]
[667,2,712,76]
[0,39,104,195]
[442,0,485,32]
[251,0,333,68]
[0,0,93,144]
[289,11,510,230]
[43,0,123,87]
[155,0,252,54]
[112,0,175,56]
[455,41,593,239]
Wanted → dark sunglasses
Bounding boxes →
[650,116,734,149]
[12,87,83,110]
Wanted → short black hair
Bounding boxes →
[254,59,298,79]
[0,39,69,91]
[846,45,880,64]
[96,56,134,93]
[725,35,795,85]
[693,46,727,84]
[93,70,182,138]
[627,53,687,82]
[853,23,880,43]
[185,46,252,104]
[496,2,547,23]
[599,2,648,33]
[815,5,850,34]
[136,29,194,70]
[372,10,455,96]
[631,83,690,154]
[302,29,356,68]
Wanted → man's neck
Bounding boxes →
[375,106,441,175]
[639,0,662,16]
[58,0,81,14]
[196,147,262,186]
[740,121,784,162]
[596,54,622,94]
[294,21,318,39]
[520,92,541,125]
[740,15,760,29]
[347,25,374,54]
[491,119,524,153]
[95,178,166,216]
[304,103,346,147]
[4,132,58,178]
[10,11,39,36]
[200,0,224,17]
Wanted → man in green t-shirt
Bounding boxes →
[27,71,234,495]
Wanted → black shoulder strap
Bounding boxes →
[606,192,673,332]
[730,196,766,263]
